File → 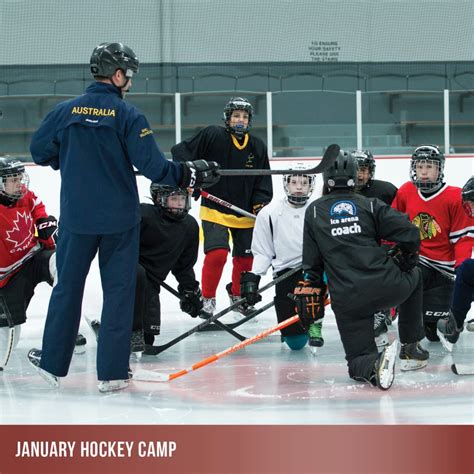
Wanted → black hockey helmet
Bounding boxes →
[461,176,474,218]
[0,156,29,205]
[150,183,191,220]
[90,42,139,79]
[352,149,375,186]
[323,150,358,191]
[223,97,253,138]
[410,145,445,193]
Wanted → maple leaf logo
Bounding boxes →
[6,211,34,248]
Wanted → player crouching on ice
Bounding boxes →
[292,150,429,390]
[0,157,85,370]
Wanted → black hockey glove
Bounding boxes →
[289,281,326,329]
[180,160,220,190]
[36,215,58,247]
[240,272,262,306]
[388,245,419,273]
[178,286,204,318]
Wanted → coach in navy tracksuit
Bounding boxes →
[29,42,219,392]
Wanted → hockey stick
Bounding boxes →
[451,364,474,375]
[199,191,256,220]
[0,243,42,282]
[0,296,15,370]
[198,300,275,332]
[134,314,300,382]
[159,280,246,341]
[218,144,340,176]
[143,266,301,355]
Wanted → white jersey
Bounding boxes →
[251,197,311,276]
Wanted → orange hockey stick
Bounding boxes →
[134,315,300,383]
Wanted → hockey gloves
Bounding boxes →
[181,160,220,190]
[388,245,419,273]
[289,281,326,329]
[240,272,262,306]
[178,286,204,318]
[36,215,58,248]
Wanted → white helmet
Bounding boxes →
[283,163,315,206]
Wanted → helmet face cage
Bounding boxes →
[90,42,139,79]
[461,177,474,218]
[323,151,358,191]
[223,97,253,137]
[283,168,315,206]
[352,150,375,186]
[410,145,445,192]
[0,159,29,203]
[150,184,190,220]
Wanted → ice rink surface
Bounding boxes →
[0,159,472,425]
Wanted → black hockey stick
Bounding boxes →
[197,300,274,332]
[143,266,301,355]
[159,280,246,342]
[451,364,474,375]
[218,144,340,176]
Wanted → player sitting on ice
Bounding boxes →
[240,164,325,353]
[0,156,85,369]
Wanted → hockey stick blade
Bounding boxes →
[451,364,474,375]
[133,369,171,382]
[218,144,340,176]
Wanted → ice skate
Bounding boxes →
[98,379,130,393]
[73,333,87,354]
[86,317,100,341]
[374,340,398,390]
[374,311,389,348]
[437,312,462,353]
[399,341,429,371]
[201,297,216,319]
[130,329,145,354]
[27,349,60,388]
[308,321,324,355]
[226,283,256,321]
[466,319,474,332]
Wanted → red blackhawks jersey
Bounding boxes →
[0,190,54,287]
[392,182,474,278]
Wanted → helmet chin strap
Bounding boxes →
[111,74,131,98]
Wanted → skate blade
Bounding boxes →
[73,345,86,355]
[309,346,318,356]
[377,340,398,390]
[399,359,428,371]
[98,379,130,393]
[437,330,454,353]
[36,367,60,388]
[375,334,389,348]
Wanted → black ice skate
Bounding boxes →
[423,321,440,342]
[436,312,462,353]
[374,311,389,348]
[73,333,87,355]
[27,349,60,388]
[131,329,145,353]
[399,342,429,371]
[374,340,398,390]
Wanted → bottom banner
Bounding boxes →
[0,425,472,473]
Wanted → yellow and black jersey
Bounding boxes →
[172,125,273,228]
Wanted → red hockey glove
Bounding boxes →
[289,281,326,329]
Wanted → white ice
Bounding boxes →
[0,159,472,425]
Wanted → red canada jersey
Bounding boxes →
[392,182,474,278]
[0,190,53,287]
